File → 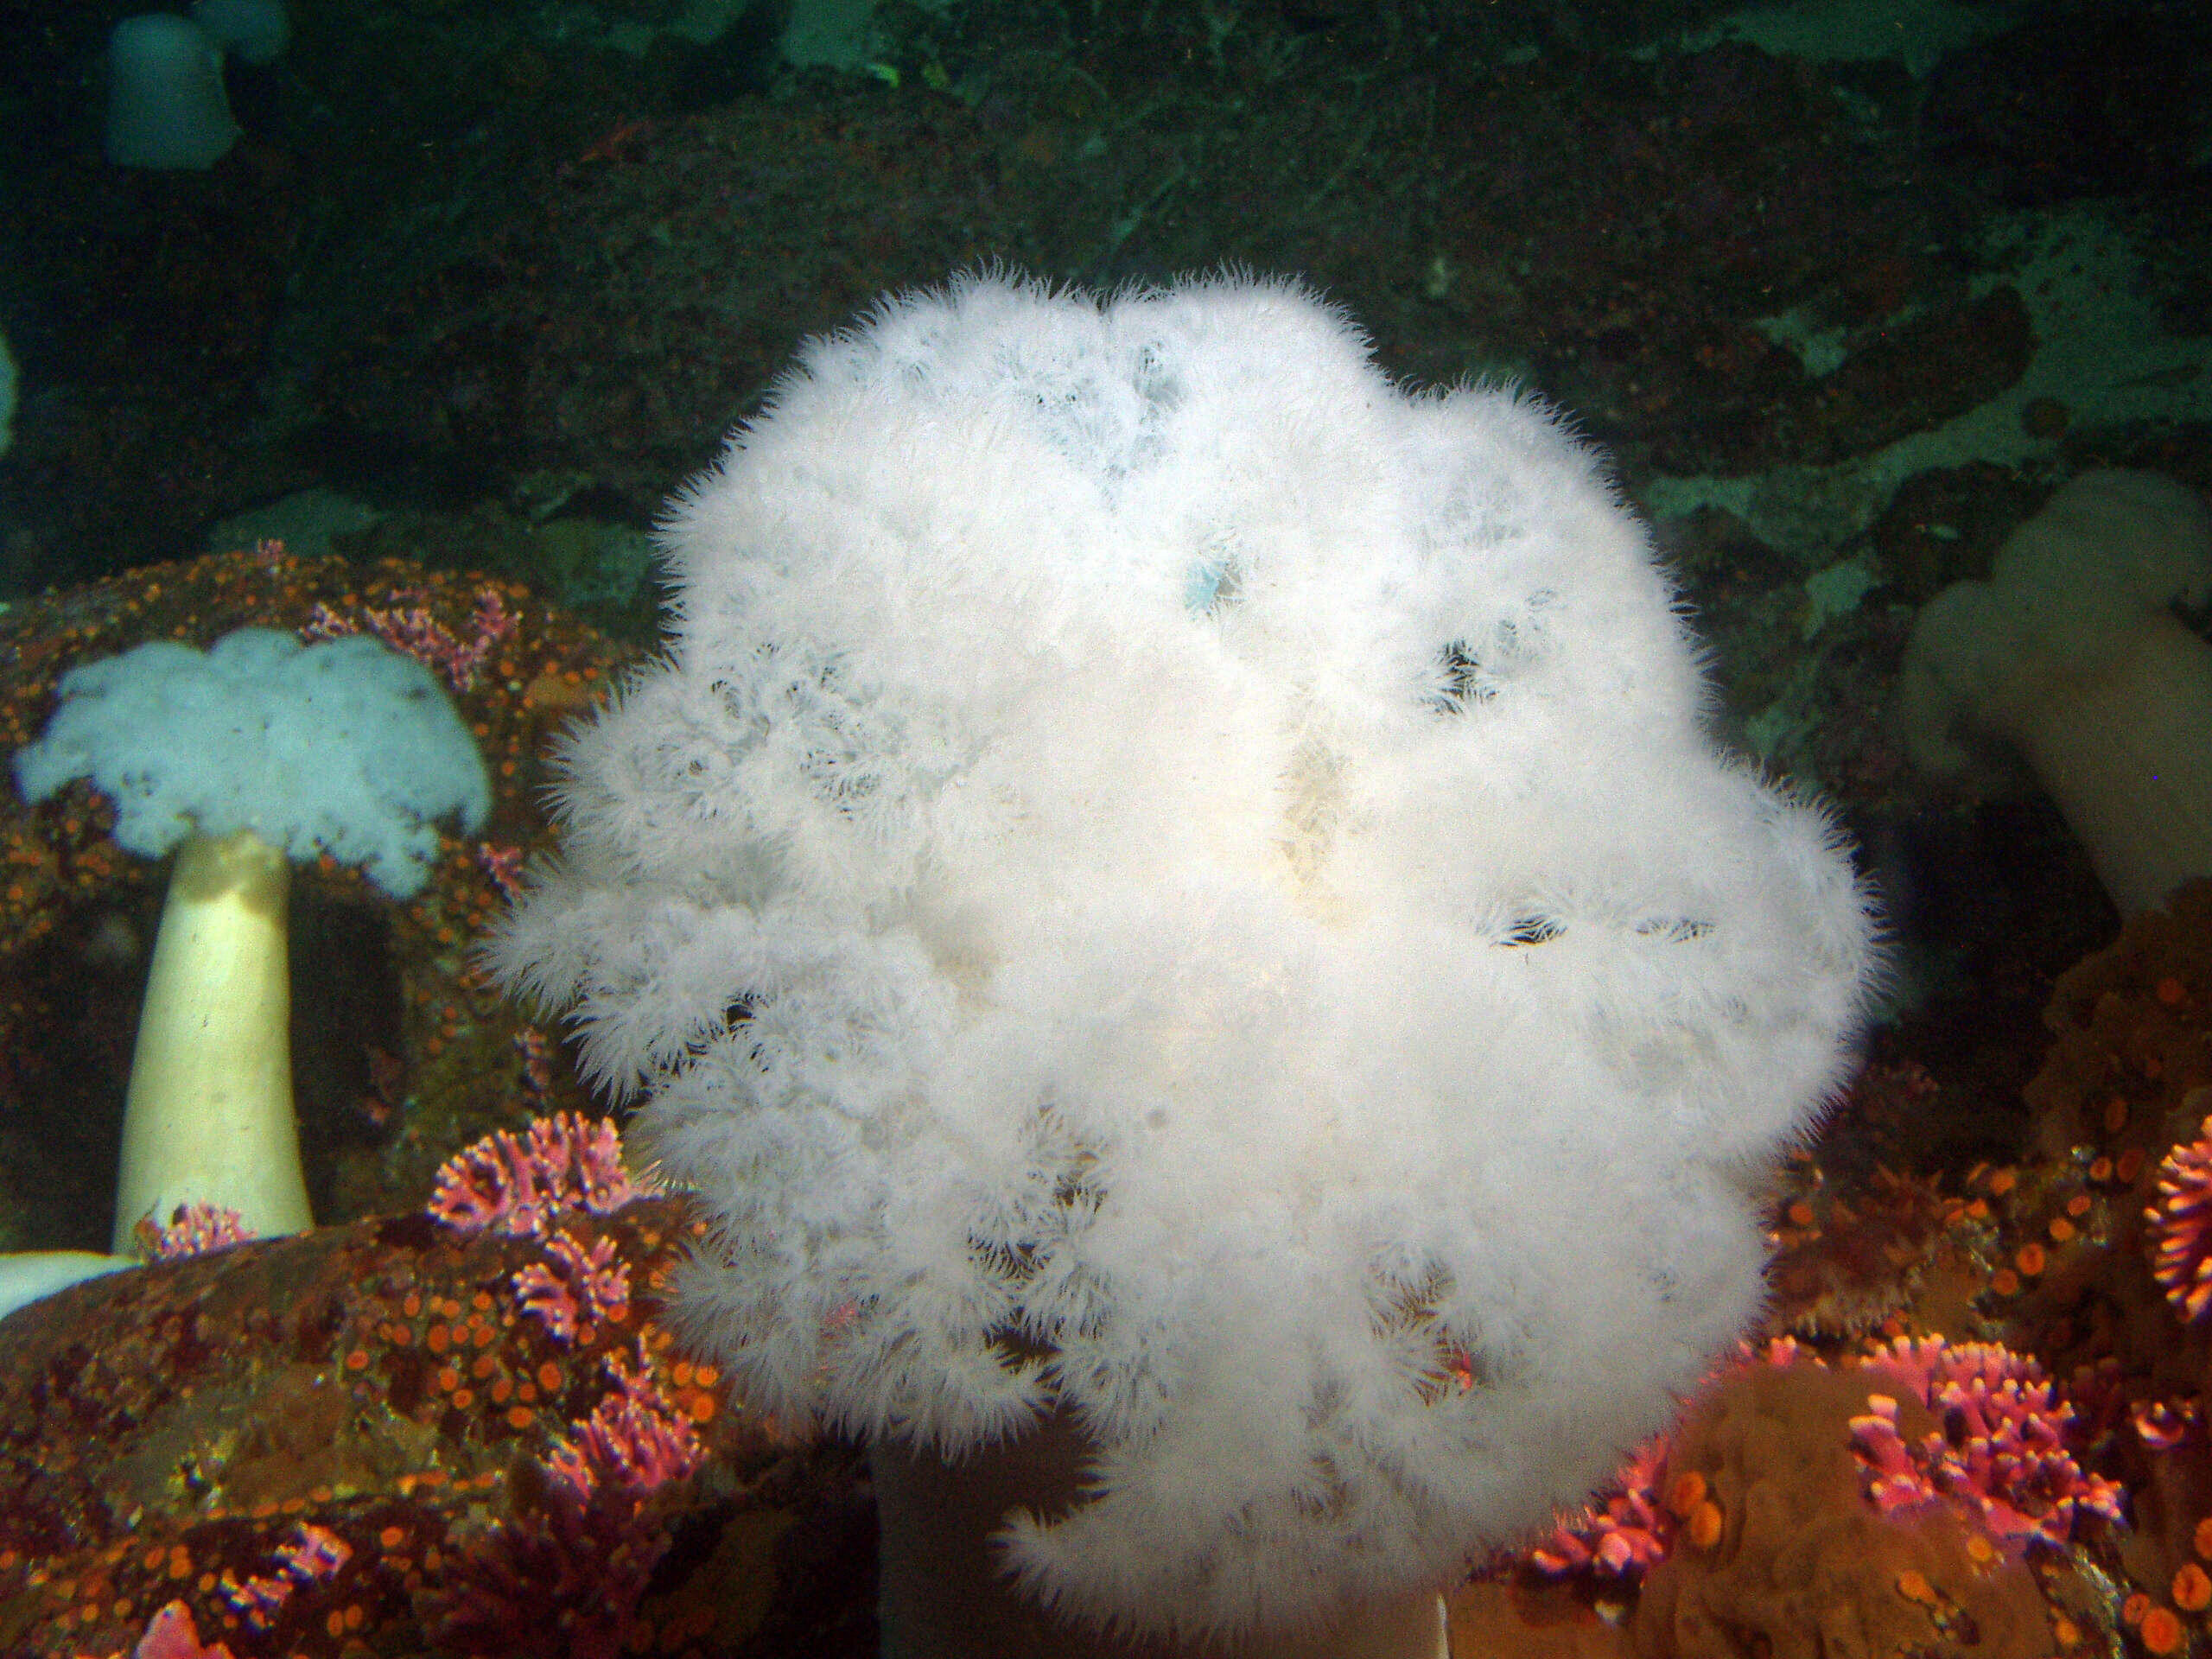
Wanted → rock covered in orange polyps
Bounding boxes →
[2028,879,2212,1173]
[1630,1355,2050,1659]
[0,1192,855,1659]
[1998,881,2212,1400]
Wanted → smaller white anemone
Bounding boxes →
[15,627,490,1252]
[1902,470,2212,916]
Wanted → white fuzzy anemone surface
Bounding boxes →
[491,271,1879,1641]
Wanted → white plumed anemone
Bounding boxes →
[490,271,1879,1649]
[16,628,490,1253]
[1900,469,2212,917]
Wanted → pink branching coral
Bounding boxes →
[133,1600,234,1659]
[219,1521,355,1630]
[217,1570,290,1631]
[515,1230,632,1342]
[515,1024,555,1103]
[1849,1335,2124,1550]
[429,1349,704,1659]
[2149,1115,2212,1321]
[276,1522,353,1583]
[2133,1397,2198,1452]
[428,1113,645,1236]
[302,585,517,692]
[550,1348,706,1497]
[136,1201,254,1262]
[478,841,526,904]
[1530,1339,1810,1584]
[1529,1437,1675,1580]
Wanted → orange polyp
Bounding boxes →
[1663,1471,1706,1518]
[2174,1561,2211,1611]
[1688,1501,1723,1549]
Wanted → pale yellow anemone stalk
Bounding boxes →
[1,830,303,1320]
[112,827,308,1251]
[9,628,491,1286]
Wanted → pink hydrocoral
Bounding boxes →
[219,1521,355,1630]
[302,585,517,692]
[1848,1335,2124,1550]
[2133,1397,2198,1452]
[429,1113,645,1236]
[2148,1113,2212,1320]
[550,1348,706,1497]
[1530,1435,1674,1581]
[429,1349,703,1659]
[478,841,526,904]
[133,1601,235,1659]
[515,1230,632,1342]
[274,1522,353,1584]
[1532,1339,1815,1584]
[137,1201,254,1262]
